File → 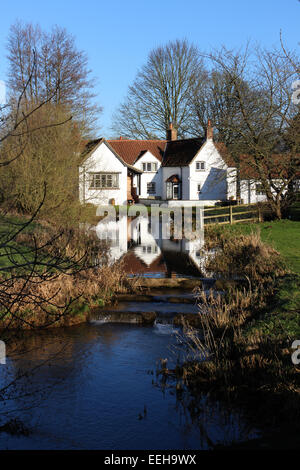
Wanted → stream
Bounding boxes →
[0,216,261,449]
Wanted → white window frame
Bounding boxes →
[142,162,158,172]
[89,172,120,189]
[142,245,158,254]
[196,161,206,171]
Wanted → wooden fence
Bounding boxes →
[204,203,261,226]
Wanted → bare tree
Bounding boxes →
[202,45,300,218]
[112,39,204,139]
[7,21,101,135]
[0,52,112,429]
[188,61,258,147]
[0,52,88,323]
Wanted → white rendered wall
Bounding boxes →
[79,142,127,206]
[133,151,162,198]
[239,179,288,204]
[226,167,237,199]
[240,180,256,204]
[189,140,228,202]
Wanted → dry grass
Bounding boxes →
[0,215,140,329]
[174,231,300,427]
[15,222,104,264]
[205,231,286,285]
[0,262,136,329]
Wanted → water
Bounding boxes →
[0,217,259,449]
[0,322,259,450]
[92,215,209,278]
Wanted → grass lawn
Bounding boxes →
[0,213,69,274]
[0,214,43,271]
[209,218,300,341]
[212,219,300,275]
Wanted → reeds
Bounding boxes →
[0,261,134,329]
[176,231,300,426]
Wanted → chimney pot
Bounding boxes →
[207,120,213,140]
[167,122,177,141]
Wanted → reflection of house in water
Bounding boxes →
[130,216,162,268]
[158,238,206,278]
[94,216,129,265]
[95,215,205,278]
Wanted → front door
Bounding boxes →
[173,184,179,200]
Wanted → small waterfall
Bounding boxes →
[153,319,179,335]
[90,316,110,324]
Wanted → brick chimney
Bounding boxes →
[207,119,213,140]
[166,122,177,141]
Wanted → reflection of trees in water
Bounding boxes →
[175,392,258,449]
[0,327,94,425]
[0,322,133,427]
[155,362,258,449]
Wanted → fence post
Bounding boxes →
[229,205,233,224]
[258,207,262,223]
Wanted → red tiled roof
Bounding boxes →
[80,138,142,173]
[108,139,166,165]
[80,137,299,180]
[215,143,300,179]
[238,153,300,179]
[121,251,167,275]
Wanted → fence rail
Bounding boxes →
[204,203,261,226]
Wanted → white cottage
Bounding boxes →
[79,121,238,207]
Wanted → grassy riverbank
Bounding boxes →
[174,220,300,440]
[208,219,300,274]
[0,212,136,330]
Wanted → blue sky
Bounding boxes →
[0,0,299,136]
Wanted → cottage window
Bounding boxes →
[147,182,156,194]
[196,161,206,171]
[294,180,300,192]
[89,173,119,189]
[255,183,265,195]
[142,245,158,253]
[142,162,158,172]
[197,184,202,193]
